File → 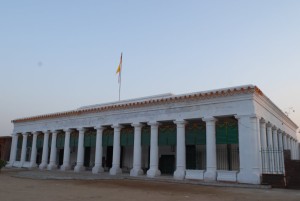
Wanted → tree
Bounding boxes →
[0,160,7,172]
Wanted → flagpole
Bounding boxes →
[119,69,121,101]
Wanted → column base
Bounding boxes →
[6,162,13,168]
[92,165,104,174]
[173,168,186,180]
[109,166,122,175]
[130,168,144,177]
[204,169,217,181]
[74,165,85,172]
[39,163,48,170]
[146,168,161,178]
[29,163,37,169]
[60,164,71,171]
[237,170,261,184]
[47,163,57,170]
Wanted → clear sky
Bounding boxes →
[0,1,300,139]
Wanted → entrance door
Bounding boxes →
[84,147,91,168]
[106,146,113,168]
[159,155,175,175]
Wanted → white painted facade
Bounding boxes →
[7,85,299,184]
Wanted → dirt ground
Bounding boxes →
[0,169,299,201]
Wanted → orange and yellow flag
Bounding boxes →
[116,53,122,74]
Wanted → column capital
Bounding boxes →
[33,131,39,136]
[277,129,282,134]
[148,121,160,127]
[112,124,123,129]
[43,130,51,134]
[63,128,73,133]
[260,118,266,124]
[22,132,28,136]
[272,126,277,131]
[131,123,143,128]
[77,128,87,133]
[94,126,104,130]
[51,130,59,134]
[202,117,217,122]
[174,120,187,125]
[266,122,273,128]
[234,114,259,120]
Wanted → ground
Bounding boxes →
[0,169,299,201]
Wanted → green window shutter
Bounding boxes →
[91,133,96,147]
[196,125,206,145]
[27,137,32,148]
[84,133,91,147]
[102,132,108,147]
[141,127,150,146]
[120,132,127,146]
[127,132,134,146]
[167,126,176,146]
[56,134,65,148]
[108,133,114,146]
[158,127,168,146]
[70,134,78,147]
[17,136,23,148]
[227,122,238,144]
[186,124,196,145]
[216,123,227,144]
[48,135,52,148]
[36,136,44,148]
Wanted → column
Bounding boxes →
[291,139,295,160]
[39,131,50,169]
[47,131,58,170]
[173,120,187,180]
[7,133,18,167]
[203,117,217,181]
[260,119,269,173]
[235,115,261,184]
[61,129,72,171]
[272,128,279,173]
[130,123,143,176]
[20,133,28,167]
[29,132,38,168]
[92,126,104,174]
[147,122,161,178]
[74,128,86,172]
[277,130,284,173]
[266,123,274,173]
[110,125,123,175]
[283,132,287,150]
[296,140,300,160]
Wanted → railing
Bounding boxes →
[261,148,284,174]
[217,144,239,171]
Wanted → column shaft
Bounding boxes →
[39,131,50,169]
[74,128,85,172]
[8,133,18,167]
[272,129,279,173]
[47,131,58,170]
[260,120,269,173]
[20,133,28,167]
[92,127,104,174]
[61,129,71,171]
[29,132,38,168]
[147,122,161,177]
[130,123,143,176]
[110,125,122,175]
[174,120,186,180]
[266,124,274,173]
[203,117,217,181]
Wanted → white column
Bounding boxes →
[296,141,300,160]
[20,133,28,167]
[173,120,187,180]
[260,119,269,173]
[74,128,86,172]
[147,122,161,178]
[110,125,123,175]
[272,128,279,173]
[236,115,261,184]
[278,130,283,151]
[47,131,58,170]
[203,117,217,181]
[61,129,72,171]
[7,133,18,167]
[277,130,284,173]
[291,139,295,160]
[92,126,104,174]
[130,123,143,176]
[39,131,50,169]
[266,123,274,173]
[29,132,38,168]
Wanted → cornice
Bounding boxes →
[12,85,259,124]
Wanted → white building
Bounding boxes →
[7,85,300,184]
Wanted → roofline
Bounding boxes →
[12,84,262,123]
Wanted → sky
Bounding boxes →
[0,1,300,139]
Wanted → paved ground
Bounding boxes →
[0,168,300,201]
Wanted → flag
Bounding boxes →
[116,53,122,74]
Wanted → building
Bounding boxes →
[6,85,300,184]
[0,136,12,161]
